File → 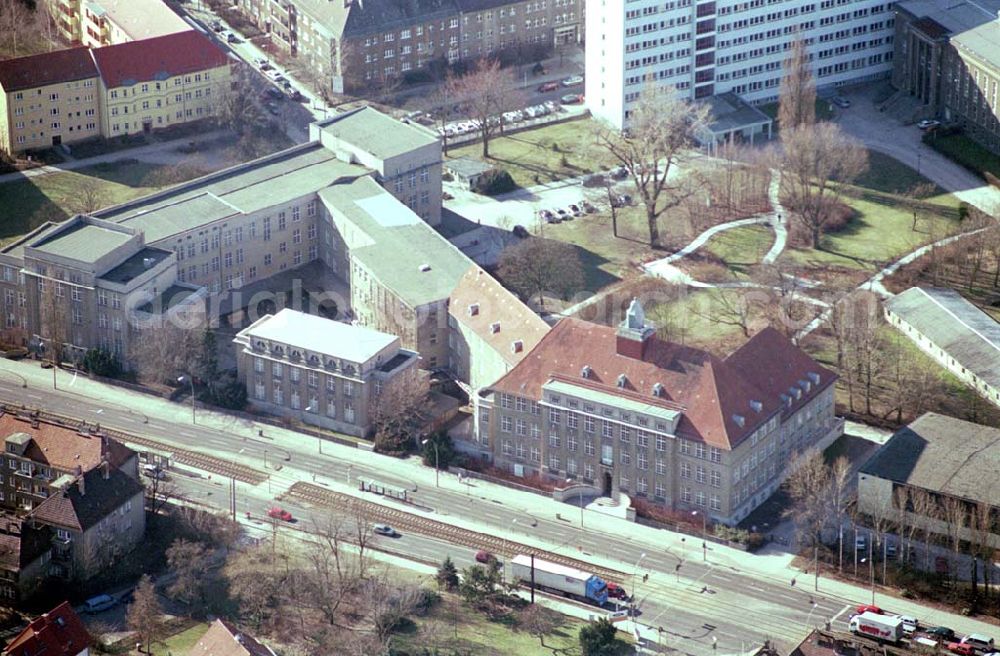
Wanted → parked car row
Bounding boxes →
[435,101,558,138]
[537,200,597,224]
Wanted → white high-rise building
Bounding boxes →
[586,0,896,128]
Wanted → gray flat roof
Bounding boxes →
[30,222,133,262]
[239,308,398,363]
[886,287,1000,389]
[897,0,1000,69]
[96,144,368,243]
[701,92,772,134]
[445,157,494,178]
[99,247,171,284]
[319,177,471,308]
[860,412,1000,507]
[321,106,438,161]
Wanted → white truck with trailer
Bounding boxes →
[850,612,904,643]
[509,554,609,605]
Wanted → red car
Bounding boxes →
[538,81,559,92]
[475,550,495,564]
[607,582,629,600]
[856,604,883,615]
[947,643,976,656]
[267,507,293,522]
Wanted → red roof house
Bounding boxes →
[2,601,90,656]
[0,47,98,93]
[90,30,230,88]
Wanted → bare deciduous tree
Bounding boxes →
[128,320,203,385]
[127,574,165,653]
[779,122,867,248]
[446,59,524,158]
[903,182,937,232]
[593,83,711,247]
[370,367,431,454]
[777,38,816,132]
[71,177,110,216]
[497,238,585,309]
[784,450,831,547]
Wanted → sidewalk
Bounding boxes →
[0,129,230,186]
[2,359,997,641]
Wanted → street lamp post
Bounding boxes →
[178,375,195,423]
[693,510,708,561]
[631,552,647,618]
[421,438,440,487]
[502,518,518,583]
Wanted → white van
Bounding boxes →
[82,594,116,614]
[962,635,995,652]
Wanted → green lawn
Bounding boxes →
[855,150,948,196]
[757,98,836,123]
[396,595,589,656]
[535,206,658,295]
[779,188,961,271]
[645,287,749,348]
[0,161,210,246]
[446,118,618,189]
[148,622,210,653]
[701,224,774,274]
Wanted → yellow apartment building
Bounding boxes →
[91,31,232,137]
[0,47,100,154]
[48,0,191,48]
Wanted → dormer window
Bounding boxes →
[253,339,266,352]
[290,350,301,361]
[808,372,821,385]
[469,303,480,317]
[325,358,337,371]
[581,365,592,379]
[799,379,811,393]
[491,322,501,334]
[794,387,802,400]
[617,374,628,388]
[652,382,664,398]
[308,355,319,366]
[749,400,762,413]
[732,414,745,428]
[511,340,523,353]
[273,345,284,356]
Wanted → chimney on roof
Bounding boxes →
[616,298,656,360]
[77,474,85,496]
[100,461,109,480]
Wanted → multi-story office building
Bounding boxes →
[0,215,199,365]
[0,106,474,377]
[475,300,842,525]
[237,0,581,94]
[586,0,896,128]
[0,47,100,153]
[48,0,192,48]
[0,31,232,155]
[892,0,1000,154]
[234,308,419,436]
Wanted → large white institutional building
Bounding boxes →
[585,0,897,127]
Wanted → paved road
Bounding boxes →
[4,361,997,654]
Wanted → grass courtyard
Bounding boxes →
[0,161,211,246]
[446,117,619,189]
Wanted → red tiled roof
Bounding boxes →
[3,601,90,656]
[188,619,275,656]
[490,320,832,449]
[449,266,550,368]
[0,47,98,93]
[726,327,836,419]
[0,414,132,474]
[91,30,229,89]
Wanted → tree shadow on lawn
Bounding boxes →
[0,179,69,244]
[571,243,620,294]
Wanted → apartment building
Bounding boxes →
[475,300,842,525]
[0,31,232,155]
[234,308,419,436]
[586,0,896,128]
[0,412,138,513]
[237,0,579,93]
[0,520,52,604]
[0,47,100,154]
[892,0,1000,154]
[30,464,146,582]
[91,31,232,138]
[48,0,192,48]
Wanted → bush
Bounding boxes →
[421,432,456,470]
[473,168,517,196]
[202,375,247,410]
[82,348,121,378]
[442,172,454,182]
[583,174,607,188]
